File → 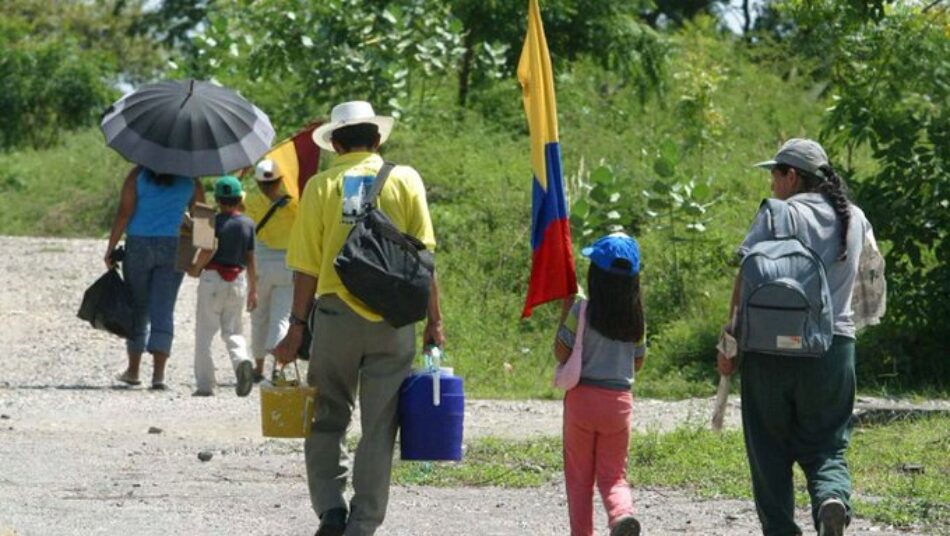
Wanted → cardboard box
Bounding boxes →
[175,203,217,272]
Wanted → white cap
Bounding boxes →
[255,159,281,182]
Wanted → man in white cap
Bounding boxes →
[274,101,445,536]
[244,159,298,381]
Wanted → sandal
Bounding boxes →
[115,371,142,386]
[150,382,168,391]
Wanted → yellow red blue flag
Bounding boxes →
[263,121,323,198]
[517,0,577,318]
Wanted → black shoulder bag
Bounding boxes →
[334,162,435,328]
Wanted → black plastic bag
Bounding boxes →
[78,269,135,339]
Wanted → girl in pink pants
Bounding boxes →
[555,233,646,536]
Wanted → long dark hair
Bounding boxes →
[586,261,645,343]
[778,162,852,261]
[143,167,175,187]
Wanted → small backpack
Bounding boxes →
[738,199,834,357]
[334,162,435,328]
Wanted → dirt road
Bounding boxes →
[0,237,939,535]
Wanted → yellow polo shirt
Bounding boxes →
[244,186,298,250]
[286,152,436,321]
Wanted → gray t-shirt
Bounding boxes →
[738,192,869,339]
[557,300,646,390]
[210,212,255,268]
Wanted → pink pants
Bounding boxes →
[563,384,634,536]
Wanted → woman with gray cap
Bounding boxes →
[718,138,873,536]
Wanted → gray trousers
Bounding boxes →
[305,295,415,536]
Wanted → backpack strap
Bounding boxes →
[761,199,798,240]
[255,194,292,235]
[363,162,397,210]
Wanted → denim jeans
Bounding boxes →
[123,236,185,355]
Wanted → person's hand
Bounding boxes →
[246,290,258,312]
[273,325,303,364]
[717,352,737,376]
[634,355,645,372]
[423,319,445,349]
[104,247,116,270]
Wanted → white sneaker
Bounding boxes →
[818,498,847,536]
[235,361,254,397]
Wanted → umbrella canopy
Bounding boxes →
[100,79,275,177]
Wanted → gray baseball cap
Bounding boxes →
[754,138,830,178]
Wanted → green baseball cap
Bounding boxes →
[214,175,243,198]
[754,138,830,178]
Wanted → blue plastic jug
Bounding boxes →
[398,352,465,461]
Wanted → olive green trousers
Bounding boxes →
[740,337,855,536]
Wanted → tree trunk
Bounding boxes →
[457,31,475,108]
[742,0,752,34]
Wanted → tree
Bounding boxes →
[779,1,950,385]
[450,0,666,107]
[0,0,163,149]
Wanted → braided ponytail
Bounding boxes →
[810,164,852,261]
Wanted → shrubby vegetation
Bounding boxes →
[0,0,946,396]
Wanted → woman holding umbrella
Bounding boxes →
[100,79,275,389]
[106,167,203,389]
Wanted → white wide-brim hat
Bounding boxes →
[312,101,394,153]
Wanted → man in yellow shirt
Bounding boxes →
[274,101,445,536]
[245,159,298,381]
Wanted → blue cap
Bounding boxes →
[581,233,640,276]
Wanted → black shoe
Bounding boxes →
[252,371,265,384]
[314,507,347,536]
[611,515,641,536]
[235,361,254,397]
[818,498,847,536]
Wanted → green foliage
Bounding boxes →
[0,130,127,236]
[786,3,950,387]
[0,0,165,150]
[0,39,111,150]
[642,144,724,309]
[12,4,946,395]
[567,163,645,240]
[451,0,666,106]
[181,0,477,130]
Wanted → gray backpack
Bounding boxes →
[738,199,834,357]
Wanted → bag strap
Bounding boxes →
[256,194,292,235]
[363,162,396,210]
[762,199,798,240]
[574,299,588,342]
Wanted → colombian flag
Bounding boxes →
[264,121,323,198]
[517,0,577,318]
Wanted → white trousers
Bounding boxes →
[250,258,293,360]
[194,270,250,392]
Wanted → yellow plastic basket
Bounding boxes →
[260,363,317,438]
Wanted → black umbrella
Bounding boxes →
[100,79,275,177]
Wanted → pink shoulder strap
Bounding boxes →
[554,300,586,390]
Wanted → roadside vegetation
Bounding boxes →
[0,0,946,398]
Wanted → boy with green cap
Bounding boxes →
[190,175,258,397]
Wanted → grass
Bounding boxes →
[0,29,944,398]
[392,415,950,531]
